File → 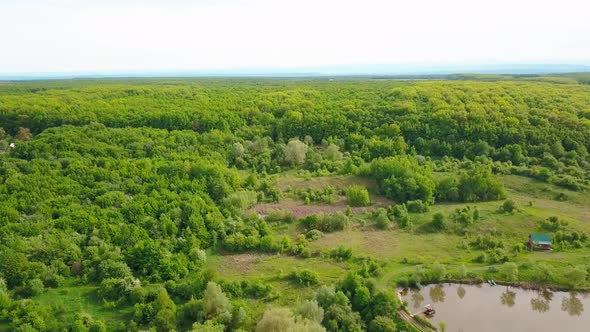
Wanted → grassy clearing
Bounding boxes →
[217,174,590,296]
[32,281,133,330]
[276,173,378,192]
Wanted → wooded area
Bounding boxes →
[0,78,589,331]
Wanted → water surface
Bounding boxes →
[401,283,589,332]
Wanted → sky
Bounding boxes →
[1,0,589,74]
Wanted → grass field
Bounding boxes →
[211,173,590,295]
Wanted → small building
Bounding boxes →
[529,234,552,250]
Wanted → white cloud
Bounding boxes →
[1,0,589,73]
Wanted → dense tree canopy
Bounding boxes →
[0,78,589,331]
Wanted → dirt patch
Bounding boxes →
[217,253,267,274]
[251,196,393,219]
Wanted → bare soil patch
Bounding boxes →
[251,195,393,219]
[217,253,267,274]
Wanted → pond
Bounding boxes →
[401,283,590,332]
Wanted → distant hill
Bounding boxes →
[1,63,590,80]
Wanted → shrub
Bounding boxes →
[345,186,370,207]
[373,209,391,230]
[222,280,273,299]
[222,190,258,212]
[189,249,208,266]
[552,174,584,191]
[563,265,588,288]
[474,253,487,263]
[390,204,408,218]
[487,248,510,264]
[554,230,588,250]
[470,235,505,250]
[203,282,232,319]
[255,307,324,332]
[429,263,447,282]
[297,300,324,323]
[396,213,412,229]
[265,209,295,223]
[368,316,397,332]
[453,206,479,225]
[259,235,279,253]
[305,229,324,241]
[500,199,516,213]
[288,270,319,286]
[432,212,446,230]
[540,216,568,231]
[19,278,44,297]
[500,262,519,282]
[98,277,141,302]
[328,246,353,261]
[300,212,349,233]
[406,200,428,213]
[457,165,506,202]
[298,187,337,205]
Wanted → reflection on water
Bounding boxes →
[501,288,516,308]
[430,284,446,303]
[562,293,584,316]
[531,297,550,313]
[540,289,553,302]
[402,284,589,332]
[411,289,424,309]
[457,285,466,299]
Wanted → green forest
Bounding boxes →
[1,77,590,331]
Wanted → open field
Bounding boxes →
[214,174,590,292]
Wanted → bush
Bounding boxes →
[203,282,232,319]
[486,248,510,264]
[19,279,44,297]
[373,209,391,230]
[540,216,568,231]
[563,265,588,288]
[297,300,324,323]
[368,316,396,332]
[328,246,353,261]
[438,165,506,202]
[453,206,479,225]
[222,190,258,212]
[265,209,295,223]
[500,199,516,213]
[474,253,487,263]
[500,262,519,282]
[221,280,273,299]
[288,270,319,286]
[259,235,280,253]
[396,213,411,229]
[390,204,408,218]
[98,277,141,302]
[432,212,446,230]
[305,229,324,241]
[345,186,370,207]
[300,212,349,233]
[470,235,504,250]
[297,187,337,204]
[406,200,428,213]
